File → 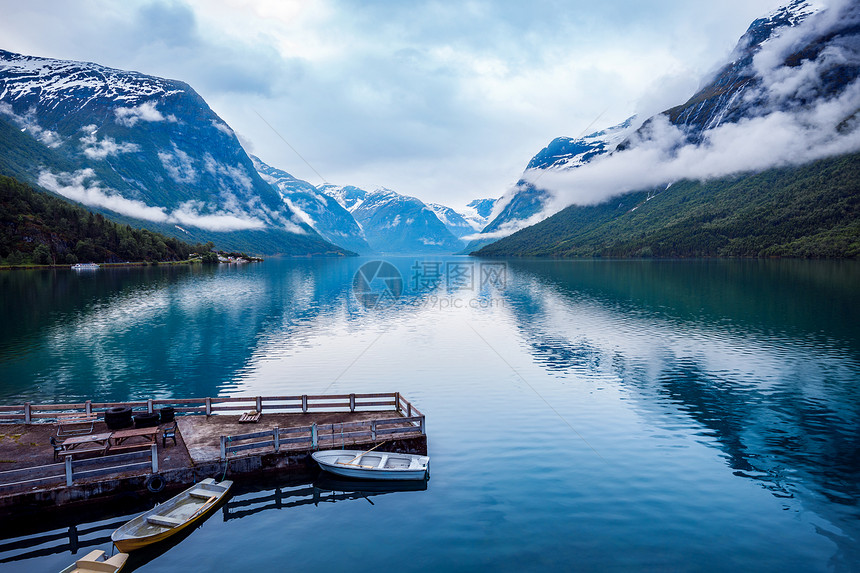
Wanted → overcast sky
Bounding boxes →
[0,0,786,208]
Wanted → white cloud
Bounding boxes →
[0,102,62,148]
[202,153,253,191]
[115,101,177,127]
[37,168,277,232]
[158,145,198,184]
[38,168,170,222]
[171,201,266,231]
[79,126,140,159]
[531,78,860,217]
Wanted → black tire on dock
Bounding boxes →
[159,406,175,424]
[134,412,160,428]
[145,474,165,493]
[104,406,133,430]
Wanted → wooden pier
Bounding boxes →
[0,393,427,514]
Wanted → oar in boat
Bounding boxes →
[338,441,387,466]
[187,495,218,521]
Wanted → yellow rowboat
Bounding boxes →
[60,549,128,573]
[110,478,232,552]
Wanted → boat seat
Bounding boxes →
[188,489,215,499]
[75,559,123,573]
[146,514,184,528]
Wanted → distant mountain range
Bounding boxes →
[254,157,486,254]
[473,0,860,258]
[321,184,465,253]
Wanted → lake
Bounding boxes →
[1,257,859,572]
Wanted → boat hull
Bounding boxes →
[312,450,429,481]
[111,478,232,552]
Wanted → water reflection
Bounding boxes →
[501,259,860,567]
[0,472,428,572]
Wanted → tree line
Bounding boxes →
[0,174,216,265]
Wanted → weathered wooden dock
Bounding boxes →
[0,393,427,514]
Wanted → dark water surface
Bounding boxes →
[0,258,858,572]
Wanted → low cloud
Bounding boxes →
[115,101,177,127]
[158,145,198,184]
[38,168,170,223]
[171,201,266,231]
[38,169,273,233]
[510,2,860,230]
[79,126,140,159]
[0,102,62,148]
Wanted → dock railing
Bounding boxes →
[219,394,424,460]
[0,446,158,494]
[0,392,415,423]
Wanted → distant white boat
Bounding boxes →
[71,263,100,270]
[312,449,430,481]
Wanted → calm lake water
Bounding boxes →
[0,257,859,572]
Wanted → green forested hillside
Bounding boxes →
[474,153,860,258]
[0,174,206,265]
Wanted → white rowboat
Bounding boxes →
[110,478,232,552]
[312,449,429,481]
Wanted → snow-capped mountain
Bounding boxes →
[657,0,830,139]
[253,157,372,254]
[473,0,860,258]
[0,49,346,255]
[463,117,636,252]
[426,203,476,239]
[317,184,369,212]
[320,184,463,253]
[460,198,497,231]
[470,0,859,253]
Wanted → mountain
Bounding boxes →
[474,0,860,258]
[426,203,476,238]
[461,198,497,231]
[252,157,372,254]
[654,1,831,141]
[317,184,369,212]
[474,152,860,258]
[462,118,636,252]
[320,185,463,253]
[0,49,349,256]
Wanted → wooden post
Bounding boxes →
[407,402,412,417]
[420,416,425,434]
[274,426,280,453]
[206,397,212,416]
[311,423,317,449]
[65,456,73,487]
[395,392,401,413]
[24,402,31,424]
[302,395,308,413]
[349,393,355,412]
[147,399,153,414]
[151,444,158,472]
[256,396,262,413]
[220,436,226,461]
[371,420,377,441]
[85,400,92,415]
